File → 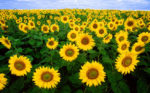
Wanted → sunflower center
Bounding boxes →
[127,21,133,26]
[122,57,132,67]
[135,46,143,52]
[81,37,89,45]
[105,36,110,40]
[121,44,127,50]
[93,23,97,29]
[53,26,57,31]
[49,41,54,45]
[43,27,48,31]
[30,22,33,26]
[141,36,148,42]
[3,26,8,30]
[87,68,99,79]
[110,24,113,27]
[75,27,79,31]
[14,61,26,71]
[5,40,10,45]
[119,36,124,42]
[70,33,76,39]
[41,72,53,82]
[99,29,104,34]
[63,17,67,21]
[65,49,74,57]
[24,27,28,31]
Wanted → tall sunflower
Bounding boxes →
[0,36,11,49]
[32,66,60,89]
[103,33,113,44]
[115,52,139,75]
[79,61,106,87]
[8,55,32,76]
[41,24,49,33]
[137,32,150,44]
[67,30,78,42]
[0,73,7,91]
[117,40,130,54]
[131,42,145,55]
[76,33,95,51]
[46,38,58,50]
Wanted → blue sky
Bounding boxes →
[0,0,149,10]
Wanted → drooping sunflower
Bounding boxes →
[46,38,58,50]
[117,40,130,54]
[50,24,59,32]
[103,33,113,44]
[115,52,139,75]
[59,43,79,62]
[8,55,32,76]
[137,32,150,44]
[0,36,11,49]
[131,42,145,55]
[95,27,107,38]
[22,24,29,33]
[41,24,49,33]
[115,30,128,44]
[18,23,25,31]
[61,16,69,24]
[67,30,78,42]
[79,61,106,87]
[32,66,60,89]
[76,33,95,51]
[0,73,7,91]
[124,17,137,30]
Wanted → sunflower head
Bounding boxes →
[0,36,11,49]
[41,24,49,33]
[46,38,58,50]
[137,32,150,44]
[51,24,59,32]
[131,42,145,55]
[0,73,7,91]
[67,30,78,42]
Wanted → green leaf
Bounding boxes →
[0,65,9,73]
[69,73,82,86]
[137,78,149,93]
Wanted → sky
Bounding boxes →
[0,0,150,10]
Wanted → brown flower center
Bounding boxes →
[70,33,76,39]
[141,36,148,42]
[122,57,132,67]
[75,27,79,31]
[99,29,104,34]
[24,27,28,31]
[65,48,74,57]
[81,37,90,45]
[5,40,10,45]
[30,22,33,26]
[14,61,26,71]
[52,26,57,31]
[41,72,53,82]
[119,36,124,42]
[93,23,98,29]
[135,46,143,52]
[121,44,127,50]
[110,24,113,27]
[86,68,99,79]
[49,41,54,45]
[63,17,67,21]
[127,21,134,26]
[43,26,48,31]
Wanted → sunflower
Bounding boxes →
[124,17,137,29]
[0,73,7,91]
[50,24,59,32]
[115,30,128,44]
[22,24,29,33]
[73,25,80,32]
[103,33,113,44]
[79,61,106,87]
[41,24,49,33]
[67,30,78,42]
[90,21,99,32]
[18,23,24,31]
[98,22,105,27]
[8,55,32,76]
[0,36,11,49]
[107,21,115,30]
[131,42,145,55]
[1,25,8,31]
[28,20,35,29]
[32,66,60,89]
[137,32,150,44]
[59,43,79,62]
[46,38,58,50]
[115,52,139,75]
[117,40,130,54]
[61,16,69,24]
[76,33,95,51]
[95,27,107,38]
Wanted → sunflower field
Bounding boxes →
[0,9,150,93]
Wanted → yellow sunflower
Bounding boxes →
[41,24,49,33]
[61,16,69,24]
[0,73,7,91]
[67,30,78,42]
[115,52,139,75]
[107,21,115,30]
[28,20,35,29]
[103,33,113,44]
[50,24,59,32]
[137,32,150,44]
[76,33,95,51]
[8,55,32,76]
[115,30,128,44]
[59,43,79,62]
[73,25,80,32]
[0,36,11,49]
[32,66,60,89]
[22,24,29,33]
[1,25,8,31]
[90,21,99,32]
[95,27,107,38]
[46,38,58,50]
[117,40,130,54]
[131,42,145,55]
[79,61,106,87]
[18,23,24,31]
[124,17,137,30]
